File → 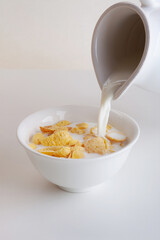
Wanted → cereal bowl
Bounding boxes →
[17,105,140,192]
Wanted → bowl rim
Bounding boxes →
[17,105,140,162]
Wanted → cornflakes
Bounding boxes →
[70,146,85,159]
[71,146,84,152]
[40,125,70,134]
[71,127,85,135]
[106,124,112,130]
[41,129,73,146]
[83,136,106,155]
[76,122,88,129]
[40,134,56,146]
[32,133,44,145]
[55,120,71,126]
[104,138,114,153]
[38,146,71,158]
[29,119,127,159]
[106,131,127,142]
[90,127,97,135]
[72,150,84,159]
[83,134,94,141]
[29,143,37,150]
[68,139,82,147]
[52,129,73,146]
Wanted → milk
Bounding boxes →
[97,69,130,137]
[30,121,126,159]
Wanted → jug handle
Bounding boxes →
[140,0,160,7]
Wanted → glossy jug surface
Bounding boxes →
[92,0,160,99]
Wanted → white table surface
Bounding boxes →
[0,70,160,240]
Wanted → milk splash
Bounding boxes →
[97,75,126,137]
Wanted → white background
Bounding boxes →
[0,0,139,69]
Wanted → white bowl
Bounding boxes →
[17,105,140,192]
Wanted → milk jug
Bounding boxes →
[92,0,160,99]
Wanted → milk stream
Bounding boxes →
[97,72,127,137]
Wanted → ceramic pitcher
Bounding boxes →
[92,0,160,99]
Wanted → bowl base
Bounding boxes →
[58,183,105,193]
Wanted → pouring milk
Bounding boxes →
[97,59,135,137]
[97,77,125,137]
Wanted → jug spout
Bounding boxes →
[140,0,160,7]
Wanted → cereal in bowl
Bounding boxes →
[29,121,127,159]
